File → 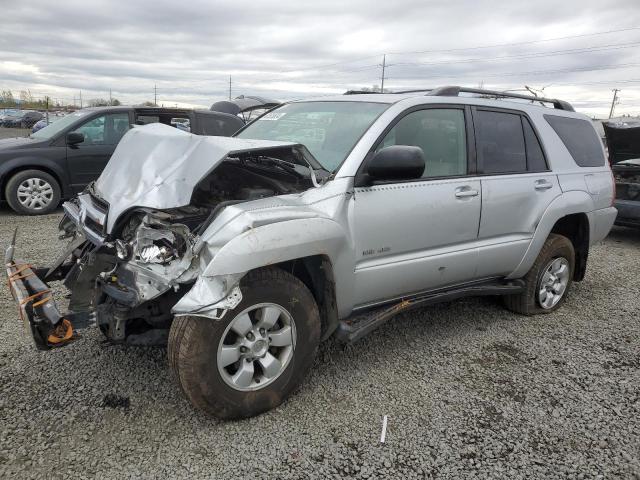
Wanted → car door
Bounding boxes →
[66,112,131,192]
[472,108,562,278]
[351,106,481,307]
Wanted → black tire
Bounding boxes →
[504,233,575,315]
[5,169,61,215]
[168,268,321,419]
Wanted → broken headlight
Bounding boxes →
[138,242,178,264]
[132,222,189,266]
[115,239,131,260]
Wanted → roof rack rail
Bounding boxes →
[344,90,382,95]
[427,85,574,111]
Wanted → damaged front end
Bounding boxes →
[5,123,324,349]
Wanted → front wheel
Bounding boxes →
[168,268,321,419]
[504,233,575,315]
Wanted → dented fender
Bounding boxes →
[172,216,355,319]
[507,190,598,279]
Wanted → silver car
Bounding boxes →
[6,86,617,418]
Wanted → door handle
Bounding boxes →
[534,179,553,191]
[454,187,479,198]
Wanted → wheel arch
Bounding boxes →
[268,255,338,340]
[1,162,68,201]
[549,212,589,281]
[507,191,594,280]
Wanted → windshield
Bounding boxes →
[236,101,388,171]
[30,111,91,140]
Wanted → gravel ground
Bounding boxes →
[0,206,638,479]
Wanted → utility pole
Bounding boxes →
[109,88,112,106]
[609,89,620,119]
[79,90,83,109]
[229,76,232,100]
[154,84,157,106]
[380,54,386,93]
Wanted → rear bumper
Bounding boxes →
[587,206,618,243]
[614,199,640,227]
[6,260,70,350]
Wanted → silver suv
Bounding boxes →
[6,86,617,419]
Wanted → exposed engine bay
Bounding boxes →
[39,137,322,348]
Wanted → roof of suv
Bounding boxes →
[293,85,576,113]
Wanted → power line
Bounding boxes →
[394,62,640,81]
[387,26,640,56]
[242,41,640,85]
[238,25,640,80]
[389,41,640,67]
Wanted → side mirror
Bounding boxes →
[66,132,85,145]
[367,145,425,182]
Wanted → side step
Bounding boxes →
[335,280,524,343]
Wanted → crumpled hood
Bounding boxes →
[95,123,301,232]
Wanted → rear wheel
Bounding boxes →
[504,234,575,315]
[168,268,321,419]
[5,169,61,215]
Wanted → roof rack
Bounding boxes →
[343,86,574,111]
[344,90,381,95]
[426,86,574,111]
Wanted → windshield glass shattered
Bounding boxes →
[236,101,388,172]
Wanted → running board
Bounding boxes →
[335,280,525,343]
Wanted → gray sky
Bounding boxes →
[2,0,640,117]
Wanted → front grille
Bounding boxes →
[77,193,109,245]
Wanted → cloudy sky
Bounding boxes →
[2,0,640,117]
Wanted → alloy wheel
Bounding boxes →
[537,257,570,309]
[217,303,296,391]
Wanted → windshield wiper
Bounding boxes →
[249,156,307,179]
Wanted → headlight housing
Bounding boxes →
[115,239,131,260]
[132,220,190,266]
[139,242,178,264]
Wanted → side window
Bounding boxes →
[73,113,130,145]
[476,110,526,174]
[544,114,605,167]
[523,118,547,172]
[73,115,106,145]
[377,108,467,178]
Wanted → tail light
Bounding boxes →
[611,171,616,206]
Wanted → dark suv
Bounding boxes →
[0,106,244,214]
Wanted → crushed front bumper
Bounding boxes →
[5,243,74,350]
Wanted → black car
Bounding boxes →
[1,110,44,128]
[19,111,44,129]
[0,106,244,214]
[603,120,640,228]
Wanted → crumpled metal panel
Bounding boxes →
[173,178,357,318]
[95,123,300,233]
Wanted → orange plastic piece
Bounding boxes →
[47,319,73,345]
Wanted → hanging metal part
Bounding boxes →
[5,228,76,350]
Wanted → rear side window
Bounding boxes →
[523,118,547,172]
[544,115,605,167]
[475,110,526,174]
